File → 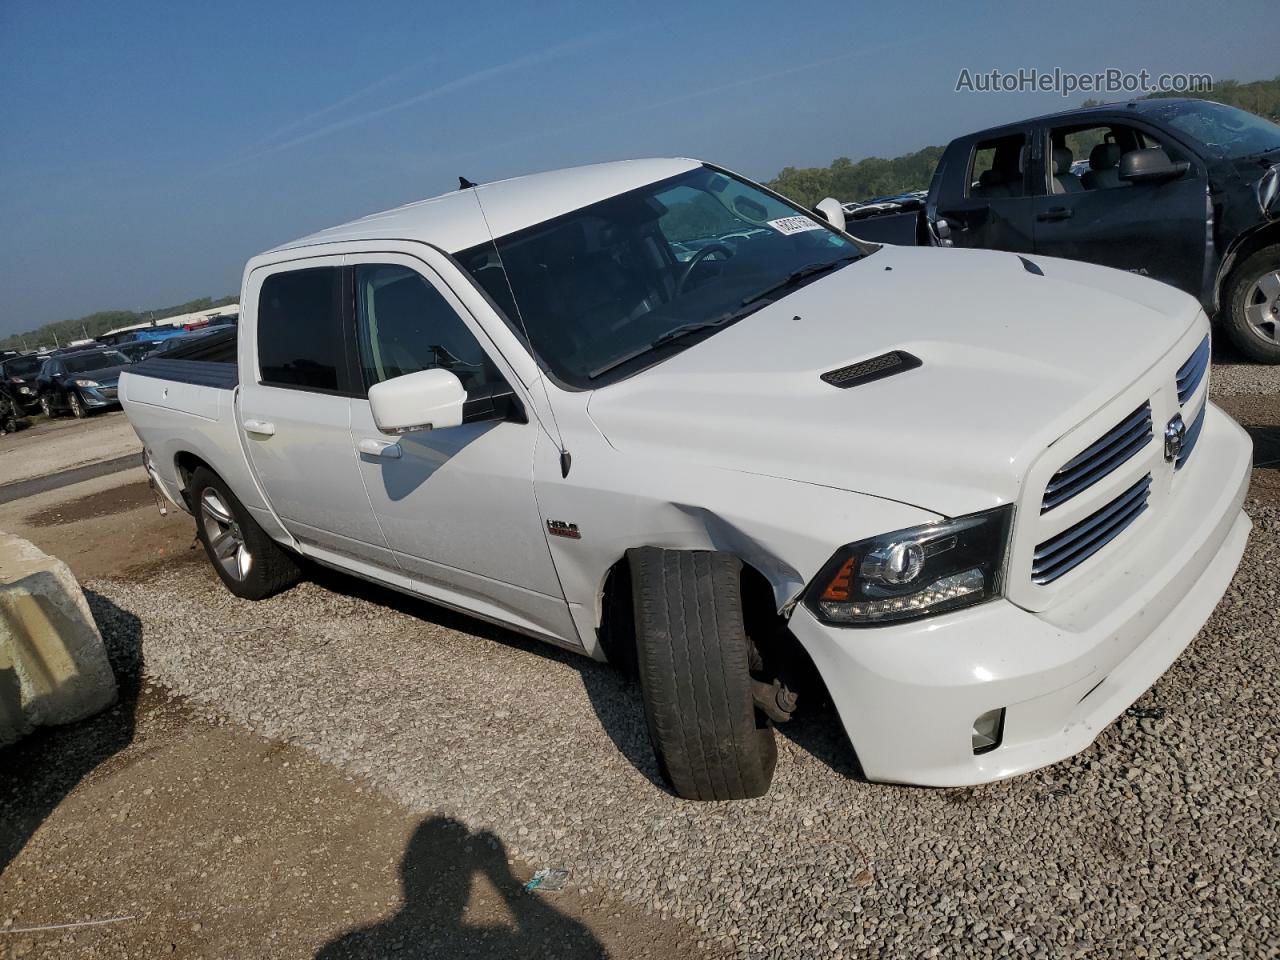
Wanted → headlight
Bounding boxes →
[71,379,99,388]
[805,505,1013,626]
[18,386,31,394]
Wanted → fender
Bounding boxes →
[1212,217,1280,313]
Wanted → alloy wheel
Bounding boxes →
[1243,269,1280,345]
[70,392,85,418]
[199,488,252,581]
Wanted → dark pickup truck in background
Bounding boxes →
[834,99,1280,362]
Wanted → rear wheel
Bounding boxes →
[1223,246,1280,363]
[189,467,300,600]
[628,547,777,800]
[39,395,55,418]
[68,391,87,419]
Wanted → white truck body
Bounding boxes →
[121,158,1252,788]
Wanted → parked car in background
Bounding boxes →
[836,99,1280,362]
[122,158,1250,801]
[0,352,46,413]
[0,384,22,435]
[116,338,170,363]
[35,347,130,418]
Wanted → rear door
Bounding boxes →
[1031,118,1209,297]
[237,258,395,566]
[932,129,1038,253]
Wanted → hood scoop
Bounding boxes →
[820,350,922,389]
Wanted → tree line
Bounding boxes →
[3,75,1277,348]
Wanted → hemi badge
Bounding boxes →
[547,520,581,540]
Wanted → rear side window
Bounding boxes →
[257,267,344,391]
[354,264,499,395]
[968,134,1027,199]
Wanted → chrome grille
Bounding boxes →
[1176,402,1206,471]
[1033,475,1151,584]
[1176,336,1210,405]
[1041,404,1152,513]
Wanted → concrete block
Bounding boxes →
[0,532,117,746]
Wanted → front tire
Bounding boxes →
[189,467,300,600]
[40,395,55,418]
[628,548,777,801]
[69,391,87,418]
[1223,246,1280,363]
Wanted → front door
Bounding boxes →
[238,258,394,566]
[1031,119,1209,298]
[344,254,578,646]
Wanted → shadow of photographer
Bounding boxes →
[316,815,607,959]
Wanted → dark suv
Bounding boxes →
[35,348,130,418]
[0,353,47,413]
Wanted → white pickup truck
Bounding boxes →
[121,158,1252,800]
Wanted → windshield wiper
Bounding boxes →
[586,310,747,381]
[736,255,860,311]
[586,255,860,381]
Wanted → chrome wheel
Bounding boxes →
[69,392,85,418]
[1243,269,1280,344]
[199,488,252,581]
[40,396,51,417]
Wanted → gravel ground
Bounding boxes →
[87,486,1280,959]
[1209,356,1280,397]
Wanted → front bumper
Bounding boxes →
[8,386,39,412]
[789,403,1252,786]
[79,383,120,408]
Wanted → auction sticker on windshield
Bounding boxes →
[768,216,826,236]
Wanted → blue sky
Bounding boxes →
[0,0,1271,334]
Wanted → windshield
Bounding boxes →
[63,351,127,373]
[1148,100,1280,159]
[2,356,42,378]
[457,166,865,387]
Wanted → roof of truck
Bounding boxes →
[269,157,702,258]
[966,98,1201,140]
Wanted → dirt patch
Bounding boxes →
[25,480,158,526]
[0,470,204,582]
[0,677,720,960]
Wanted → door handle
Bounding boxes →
[358,438,402,459]
[242,418,275,437]
[1037,207,1073,222]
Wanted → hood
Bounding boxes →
[586,245,1202,516]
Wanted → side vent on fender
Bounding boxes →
[820,351,922,389]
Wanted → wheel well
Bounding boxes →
[597,552,819,707]
[173,452,215,509]
[1217,221,1280,312]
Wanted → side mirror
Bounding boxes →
[369,368,466,434]
[932,218,954,247]
[814,197,847,233]
[1119,148,1190,184]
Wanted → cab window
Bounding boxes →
[1042,122,1186,194]
[968,134,1027,199]
[354,264,499,395]
[257,267,346,392]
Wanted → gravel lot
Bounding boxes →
[12,363,1280,960]
[80,359,1280,960]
